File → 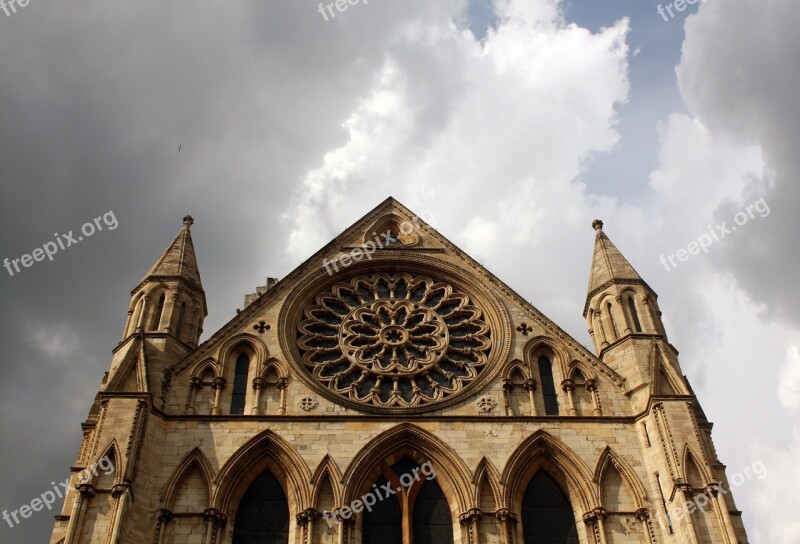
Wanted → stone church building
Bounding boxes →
[50,198,748,543]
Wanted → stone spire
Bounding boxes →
[584,219,647,314]
[140,215,203,291]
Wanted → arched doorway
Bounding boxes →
[232,469,289,544]
[361,458,453,544]
[521,472,578,543]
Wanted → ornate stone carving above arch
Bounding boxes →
[341,423,473,514]
[502,430,597,513]
[212,429,311,515]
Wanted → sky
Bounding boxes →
[1,0,798,541]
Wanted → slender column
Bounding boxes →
[154,508,172,544]
[64,483,96,544]
[277,377,289,415]
[251,377,267,415]
[582,508,606,544]
[523,379,538,416]
[187,307,201,348]
[459,508,482,544]
[501,379,514,416]
[160,292,177,333]
[203,508,227,544]
[186,377,202,415]
[594,310,609,347]
[135,295,150,333]
[107,482,131,544]
[615,295,633,334]
[641,297,660,335]
[585,379,602,416]
[561,379,577,416]
[635,507,657,543]
[211,377,226,416]
[707,484,737,544]
[676,484,701,544]
[495,508,517,544]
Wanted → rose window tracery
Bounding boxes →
[297,272,492,409]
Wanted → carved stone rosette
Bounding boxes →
[294,272,497,412]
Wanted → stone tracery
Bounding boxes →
[297,272,492,410]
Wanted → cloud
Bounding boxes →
[778,346,800,414]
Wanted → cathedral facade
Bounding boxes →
[50,198,749,544]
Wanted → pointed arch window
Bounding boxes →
[232,469,289,543]
[230,354,250,415]
[362,459,453,544]
[151,293,165,331]
[521,472,578,543]
[538,356,559,416]
[628,296,642,333]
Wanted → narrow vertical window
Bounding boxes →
[230,354,249,415]
[362,475,402,544]
[656,473,673,534]
[643,422,652,447]
[538,356,559,416]
[628,296,643,332]
[413,478,453,544]
[151,294,165,331]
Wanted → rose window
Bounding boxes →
[297,273,492,409]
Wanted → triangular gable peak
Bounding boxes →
[169,198,624,393]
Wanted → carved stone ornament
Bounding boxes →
[295,272,495,411]
[298,396,319,411]
[476,395,497,414]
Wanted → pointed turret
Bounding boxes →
[583,219,678,408]
[140,215,203,291]
[121,215,207,349]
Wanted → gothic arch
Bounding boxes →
[161,447,214,511]
[217,333,268,372]
[189,357,221,379]
[260,357,288,380]
[473,457,502,511]
[503,358,531,381]
[311,454,343,509]
[341,423,473,514]
[592,446,647,510]
[363,213,422,246]
[567,360,597,382]
[683,446,712,487]
[502,430,596,513]
[213,429,311,514]
[92,440,122,487]
[524,335,570,378]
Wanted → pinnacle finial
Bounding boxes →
[592,219,604,231]
[183,215,194,227]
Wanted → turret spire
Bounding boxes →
[585,219,646,315]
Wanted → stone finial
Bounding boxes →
[183,215,194,227]
[592,219,604,231]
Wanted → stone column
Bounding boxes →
[523,379,538,416]
[706,484,737,544]
[211,377,226,416]
[107,482,131,543]
[203,508,227,544]
[635,507,657,543]
[676,484,701,544]
[63,483,95,544]
[277,377,289,415]
[582,508,606,544]
[501,379,514,416]
[561,379,577,416]
[154,508,172,544]
[251,377,267,415]
[186,377,202,415]
[458,508,482,544]
[585,379,602,416]
[615,295,633,334]
[495,508,517,544]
